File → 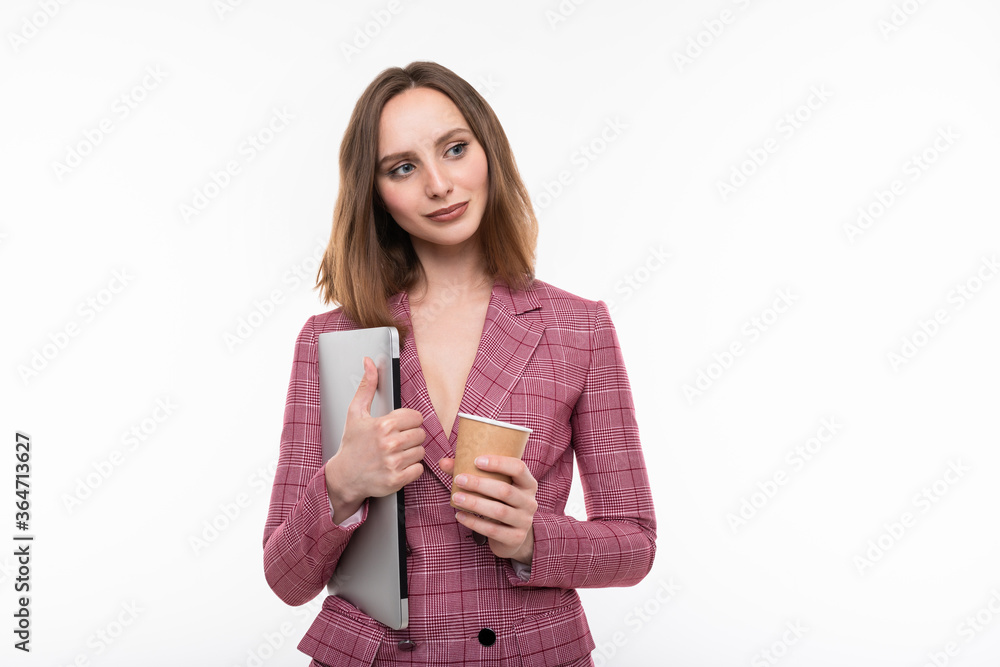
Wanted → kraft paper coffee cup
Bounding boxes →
[450,413,531,509]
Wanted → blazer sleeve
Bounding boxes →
[505,299,657,589]
[262,315,369,606]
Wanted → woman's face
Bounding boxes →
[375,87,489,256]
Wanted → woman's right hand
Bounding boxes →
[325,356,426,522]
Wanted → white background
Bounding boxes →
[2,0,999,665]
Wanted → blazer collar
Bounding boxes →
[388,277,544,488]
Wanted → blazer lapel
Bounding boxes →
[388,278,544,490]
[457,277,544,424]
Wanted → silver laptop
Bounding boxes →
[318,327,408,630]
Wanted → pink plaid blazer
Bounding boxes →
[262,277,656,666]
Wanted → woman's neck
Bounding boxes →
[408,237,493,305]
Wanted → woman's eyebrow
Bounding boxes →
[378,128,471,169]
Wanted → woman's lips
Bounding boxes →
[426,201,468,222]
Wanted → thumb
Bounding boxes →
[349,356,378,417]
[438,457,455,475]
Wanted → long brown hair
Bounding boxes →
[315,61,537,343]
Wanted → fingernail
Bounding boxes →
[475,456,488,467]
[453,493,466,504]
[455,474,468,486]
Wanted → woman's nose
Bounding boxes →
[423,163,453,198]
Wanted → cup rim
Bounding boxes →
[456,412,532,433]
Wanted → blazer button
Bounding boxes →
[478,628,496,646]
[398,639,417,651]
[472,531,487,545]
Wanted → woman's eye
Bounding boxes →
[386,143,467,178]
[447,142,469,157]
[389,163,415,177]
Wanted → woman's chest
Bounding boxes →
[410,301,490,440]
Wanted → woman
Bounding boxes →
[263,61,656,666]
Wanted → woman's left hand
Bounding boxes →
[439,455,538,564]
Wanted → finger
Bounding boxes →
[452,490,525,528]
[438,457,455,474]
[474,456,536,489]
[398,424,428,449]
[401,461,425,486]
[382,460,425,494]
[453,474,521,507]
[348,356,378,417]
[392,408,426,431]
[395,445,425,471]
[455,510,523,544]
